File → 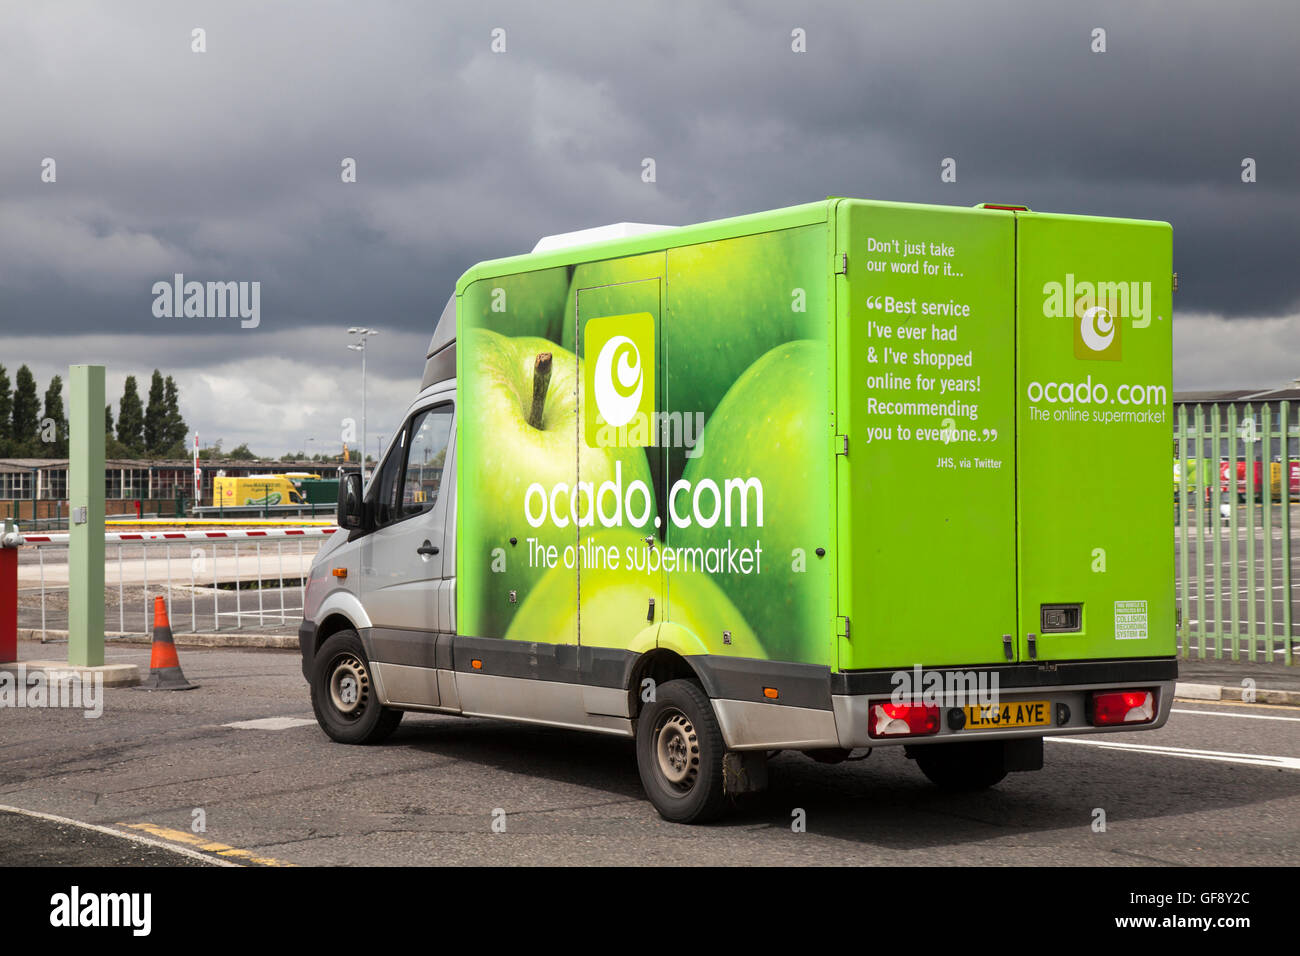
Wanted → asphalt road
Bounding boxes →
[2,640,1298,866]
[0,812,214,866]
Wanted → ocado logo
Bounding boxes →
[583,312,655,447]
[1042,273,1157,363]
[593,335,643,428]
[1079,306,1115,353]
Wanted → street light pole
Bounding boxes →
[347,327,380,476]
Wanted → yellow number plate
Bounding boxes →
[964,700,1052,729]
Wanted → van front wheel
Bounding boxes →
[311,630,403,745]
[910,741,1008,791]
[636,679,727,824]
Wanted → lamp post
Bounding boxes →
[347,327,380,478]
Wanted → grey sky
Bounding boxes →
[2,1,1297,455]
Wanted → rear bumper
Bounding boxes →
[709,657,1178,751]
[830,678,1175,749]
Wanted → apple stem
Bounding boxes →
[528,352,552,430]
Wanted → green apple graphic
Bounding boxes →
[461,328,655,639]
[664,227,825,421]
[676,339,830,665]
[665,568,765,659]
[559,253,666,353]
[505,530,764,659]
[460,265,573,343]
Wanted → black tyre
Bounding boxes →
[635,679,727,824]
[911,740,1008,791]
[310,630,403,744]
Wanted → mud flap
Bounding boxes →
[723,751,769,795]
[1004,737,1044,772]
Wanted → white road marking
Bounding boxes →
[1047,736,1300,770]
[1172,707,1300,722]
[0,803,239,866]
[223,716,316,730]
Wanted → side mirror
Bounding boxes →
[337,471,365,530]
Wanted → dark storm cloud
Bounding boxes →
[4,1,1297,324]
[0,0,1297,446]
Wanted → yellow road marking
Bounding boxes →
[120,822,297,867]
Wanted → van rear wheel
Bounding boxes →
[910,741,1008,791]
[636,679,727,824]
[311,630,403,745]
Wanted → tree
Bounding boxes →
[117,376,144,455]
[0,365,12,456]
[197,440,224,461]
[143,369,167,455]
[162,375,188,455]
[105,404,127,459]
[11,365,40,457]
[40,375,68,457]
[227,443,257,460]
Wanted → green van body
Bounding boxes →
[455,199,1174,677]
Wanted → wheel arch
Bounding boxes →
[627,648,709,719]
[315,612,358,657]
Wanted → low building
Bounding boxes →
[1174,382,1300,460]
[0,458,344,521]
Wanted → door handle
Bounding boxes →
[417,541,440,556]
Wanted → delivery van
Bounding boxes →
[213,474,305,508]
[299,198,1177,823]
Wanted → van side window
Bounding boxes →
[401,405,453,518]
[372,428,407,527]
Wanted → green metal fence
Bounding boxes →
[1175,401,1297,665]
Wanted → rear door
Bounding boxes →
[835,201,1018,669]
[1015,213,1174,661]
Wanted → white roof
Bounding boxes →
[531,222,675,253]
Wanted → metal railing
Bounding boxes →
[1176,401,1297,664]
[14,526,337,639]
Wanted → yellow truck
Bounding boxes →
[212,474,306,508]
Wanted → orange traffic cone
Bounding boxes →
[136,596,197,691]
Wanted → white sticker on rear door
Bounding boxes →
[1114,600,1148,640]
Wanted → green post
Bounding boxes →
[1228,403,1239,659]
[1281,401,1293,665]
[1210,404,1223,658]
[1193,404,1205,659]
[1262,405,1274,657]
[68,365,105,668]
[1177,405,1189,658]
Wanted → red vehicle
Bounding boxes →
[1220,458,1299,501]
[1224,459,1259,498]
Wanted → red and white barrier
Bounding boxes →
[16,527,340,546]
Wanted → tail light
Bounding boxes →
[868,701,940,738]
[1089,689,1156,726]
